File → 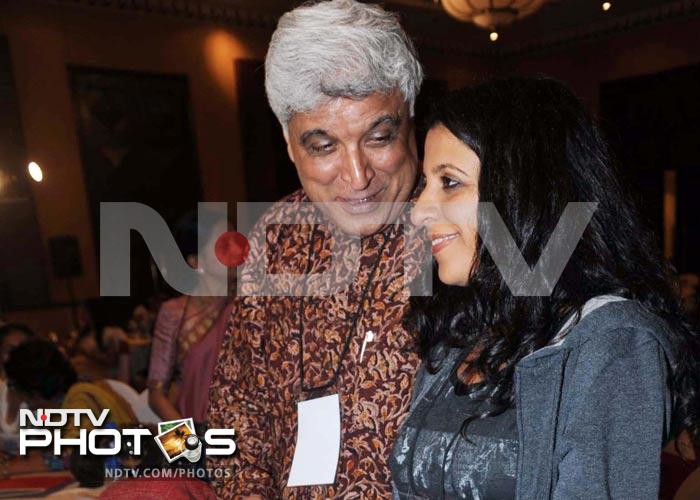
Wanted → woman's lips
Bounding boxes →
[337,188,385,215]
[430,233,459,255]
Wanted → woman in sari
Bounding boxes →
[147,212,235,424]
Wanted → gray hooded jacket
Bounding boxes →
[392,297,674,499]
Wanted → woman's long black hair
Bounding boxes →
[407,76,700,440]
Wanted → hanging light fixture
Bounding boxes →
[440,0,549,38]
[28,161,43,182]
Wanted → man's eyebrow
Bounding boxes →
[368,115,400,131]
[299,115,400,145]
[299,129,331,146]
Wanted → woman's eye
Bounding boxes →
[441,175,460,189]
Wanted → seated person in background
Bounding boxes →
[69,298,132,384]
[126,304,157,392]
[6,339,136,428]
[5,339,78,412]
[0,323,34,380]
[147,210,234,426]
[130,304,156,339]
[5,339,142,487]
[0,323,35,448]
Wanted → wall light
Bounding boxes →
[602,2,611,11]
[28,161,43,182]
[490,31,499,42]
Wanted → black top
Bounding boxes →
[390,349,519,499]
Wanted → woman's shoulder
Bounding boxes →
[153,297,188,335]
[158,296,187,316]
[565,299,676,365]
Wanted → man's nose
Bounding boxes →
[411,189,439,228]
[340,148,374,191]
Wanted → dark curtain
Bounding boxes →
[236,59,299,202]
[69,66,202,302]
[600,63,700,273]
[0,35,50,311]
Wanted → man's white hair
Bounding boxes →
[265,0,424,128]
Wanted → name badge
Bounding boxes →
[286,393,341,487]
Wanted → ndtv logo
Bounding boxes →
[100,201,597,298]
[19,409,236,458]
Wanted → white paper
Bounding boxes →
[286,393,341,487]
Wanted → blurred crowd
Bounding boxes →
[1,242,697,491]
[0,209,232,492]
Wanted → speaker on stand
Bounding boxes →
[48,235,82,330]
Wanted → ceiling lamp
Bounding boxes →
[28,161,43,182]
[441,0,549,32]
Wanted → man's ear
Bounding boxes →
[407,117,418,158]
[283,128,296,164]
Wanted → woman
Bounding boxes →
[147,211,235,424]
[390,77,700,499]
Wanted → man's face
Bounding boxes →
[284,90,418,236]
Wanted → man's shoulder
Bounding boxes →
[279,188,308,203]
[252,189,311,228]
[238,189,311,295]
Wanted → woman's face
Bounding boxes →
[185,219,230,279]
[412,125,480,286]
[201,220,231,279]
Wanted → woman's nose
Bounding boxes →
[411,190,438,228]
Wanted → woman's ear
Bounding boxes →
[186,254,198,269]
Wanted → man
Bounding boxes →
[208,0,425,497]
[0,323,34,381]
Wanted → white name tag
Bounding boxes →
[286,393,341,487]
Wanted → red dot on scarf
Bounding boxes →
[215,231,250,268]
